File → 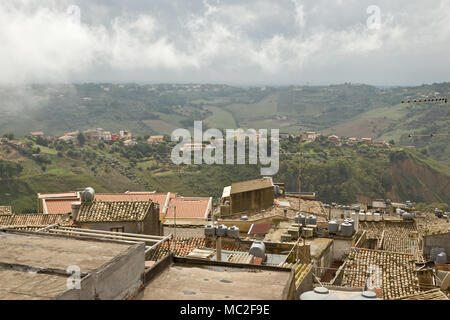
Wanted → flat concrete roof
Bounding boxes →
[0,231,136,273]
[308,238,333,259]
[0,269,68,300]
[137,263,291,300]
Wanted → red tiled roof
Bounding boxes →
[45,199,76,214]
[95,193,170,207]
[165,197,211,219]
[0,214,71,228]
[77,201,153,222]
[248,223,272,235]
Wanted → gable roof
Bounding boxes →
[76,201,154,223]
[165,197,212,219]
[0,214,71,228]
[231,178,273,194]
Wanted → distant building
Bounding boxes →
[124,139,137,147]
[225,177,275,214]
[30,132,45,137]
[147,135,164,145]
[102,131,112,141]
[362,138,372,144]
[304,132,320,142]
[120,130,132,140]
[111,134,120,141]
[58,135,77,144]
[328,135,340,142]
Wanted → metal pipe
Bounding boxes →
[55,226,165,240]
[36,223,60,232]
[145,234,173,253]
[47,228,160,244]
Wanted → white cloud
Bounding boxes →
[0,0,449,85]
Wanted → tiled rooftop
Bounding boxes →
[341,248,420,300]
[77,201,154,222]
[0,206,12,215]
[165,197,211,219]
[44,199,74,214]
[0,214,71,228]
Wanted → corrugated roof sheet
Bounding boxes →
[231,178,273,194]
[165,197,211,219]
[76,201,153,222]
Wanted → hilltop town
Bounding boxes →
[1,176,449,300]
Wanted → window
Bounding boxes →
[110,227,124,233]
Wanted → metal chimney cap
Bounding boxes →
[314,287,329,294]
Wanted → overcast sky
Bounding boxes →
[1,0,449,86]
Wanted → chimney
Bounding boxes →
[71,201,81,221]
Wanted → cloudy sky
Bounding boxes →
[1,0,449,85]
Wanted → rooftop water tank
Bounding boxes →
[347,219,355,230]
[81,187,95,202]
[373,212,381,222]
[354,205,360,211]
[249,241,266,258]
[306,215,317,225]
[226,226,240,239]
[402,212,413,221]
[216,224,227,237]
[366,212,373,222]
[341,222,353,236]
[294,215,300,224]
[204,224,216,237]
[349,291,381,300]
[436,252,448,265]
[299,214,306,226]
[431,248,446,262]
[240,215,248,221]
[328,221,339,233]
[300,287,340,300]
[359,212,366,222]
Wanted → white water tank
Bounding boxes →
[300,287,340,300]
[249,241,266,258]
[295,215,300,224]
[299,214,306,226]
[402,212,413,220]
[436,252,448,265]
[328,221,339,233]
[373,212,381,222]
[205,224,216,236]
[366,212,373,222]
[359,212,366,221]
[226,226,240,238]
[81,187,95,202]
[349,291,381,300]
[240,215,248,221]
[306,215,317,225]
[341,222,353,236]
[431,248,445,262]
[216,224,228,237]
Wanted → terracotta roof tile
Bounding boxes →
[0,214,71,228]
[95,193,169,207]
[0,206,12,215]
[77,201,154,223]
[45,199,76,214]
[165,198,211,219]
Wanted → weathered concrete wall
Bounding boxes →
[56,243,145,300]
[424,233,450,262]
[79,221,141,234]
[93,243,145,300]
[231,187,274,214]
[333,238,353,262]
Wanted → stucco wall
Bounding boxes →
[333,238,353,262]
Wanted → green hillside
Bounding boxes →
[0,135,448,213]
